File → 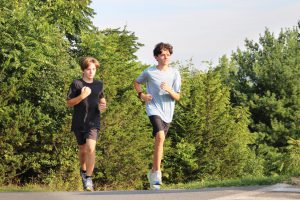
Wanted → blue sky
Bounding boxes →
[90,0,300,70]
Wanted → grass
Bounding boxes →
[164,175,293,190]
[0,184,52,192]
[0,175,295,192]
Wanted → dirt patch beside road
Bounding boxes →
[290,177,300,186]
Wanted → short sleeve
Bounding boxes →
[67,80,83,100]
[172,70,181,93]
[136,69,148,84]
[66,81,77,100]
[99,82,105,99]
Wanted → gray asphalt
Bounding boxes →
[0,183,299,200]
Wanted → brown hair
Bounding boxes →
[153,42,173,56]
[80,56,100,71]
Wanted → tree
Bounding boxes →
[0,0,88,189]
[224,24,300,175]
[164,64,262,183]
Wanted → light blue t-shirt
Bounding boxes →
[136,65,181,123]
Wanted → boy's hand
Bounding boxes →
[99,99,107,112]
[140,93,153,102]
[81,86,91,99]
[160,82,171,93]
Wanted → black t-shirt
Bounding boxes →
[67,79,104,132]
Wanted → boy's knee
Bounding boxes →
[155,131,165,142]
[85,140,96,154]
[86,146,95,154]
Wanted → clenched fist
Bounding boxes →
[160,82,171,93]
[81,86,91,99]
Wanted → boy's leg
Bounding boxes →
[148,131,165,190]
[85,139,96,176]
[152,131,165,172]
[79,144,87,171]
[76,129,98,191]
[85,138,97,191]
[74,130,87,170]
[148,116,169,190]
[74,131,88,190]
[78,144,87,190]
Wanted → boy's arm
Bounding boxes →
[134,80,143,95]
[99,97,107,112]
[167,90,180,101]
[160,82,180,101]
[67,86,91,107]
[67,95,83,107]
[168,90,180,101]
[134,80,152,102]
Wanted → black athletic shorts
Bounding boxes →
[74,128,99,145]
[149,115,170,137]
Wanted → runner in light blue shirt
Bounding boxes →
[134,42,181,190]
[136,65,181,123]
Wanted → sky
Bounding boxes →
[90,0,300,70]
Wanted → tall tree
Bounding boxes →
[0,0,81,188]
[231,27,300,147]
[165,65,262,182]
[222,23,300,175]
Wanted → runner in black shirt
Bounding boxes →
[67,57,106,191]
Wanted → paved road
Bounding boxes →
[0,183,299,200]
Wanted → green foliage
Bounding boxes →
[0,0,80,187]
[28,0,95,47]
[281,138,300,175]
[165,65,262,183]
[195,70,262,180]
[231,27,300,146]
[220,24,300,175]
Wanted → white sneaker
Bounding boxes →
[147,170,162,190]
[85,177,94,192]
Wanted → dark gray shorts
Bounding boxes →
[74,128,99,145]
[149,115,170,137]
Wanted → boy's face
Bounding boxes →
[82,63,97,80]
[155,49,171,65]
